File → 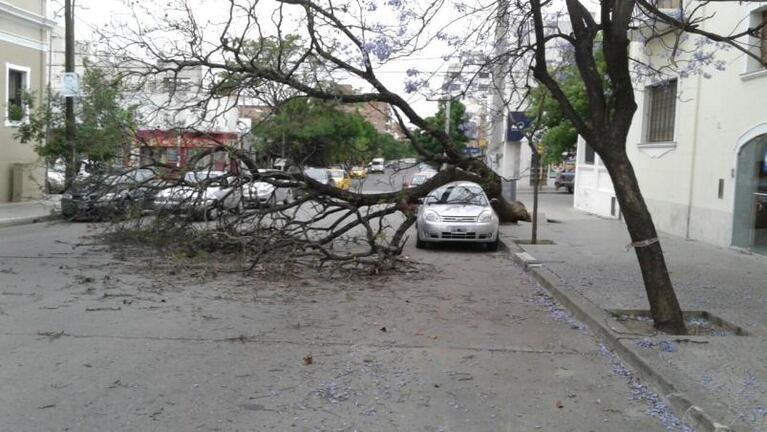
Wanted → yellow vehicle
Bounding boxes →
[349,166,367,179]
[328,169,351,190]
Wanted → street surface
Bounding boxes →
[0,178,686,431]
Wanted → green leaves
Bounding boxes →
[252,98,411,165]
[412,100,470,156]
[14,60,136,168]
[527,51,606,165]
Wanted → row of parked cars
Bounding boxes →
[61,168,296,220]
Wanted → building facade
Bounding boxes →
[574,2,767,254]
[0,0,55,202]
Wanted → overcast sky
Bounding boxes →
[52,0,484,117]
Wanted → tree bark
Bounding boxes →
[602,150,686,334]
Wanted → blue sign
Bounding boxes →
[463,147,482,157]
[506,111,530,142]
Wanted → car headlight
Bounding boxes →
[424,211,440,222]
[478,210,494,223]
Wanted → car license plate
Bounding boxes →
[451,226,467,233]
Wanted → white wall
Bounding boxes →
[575,2,767,248]
[573,137,619,219]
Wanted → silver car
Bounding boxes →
[155,170,243,219]
[415,181,500,251]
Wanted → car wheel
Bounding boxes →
[486,233,500,252]
[415,229,427,249]
[205,204,219,221]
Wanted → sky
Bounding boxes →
[50,0,485,118]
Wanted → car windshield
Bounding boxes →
[105,169,155,187]
[305,168,328,182]
[184,171,227,184]
[428,185,487,205]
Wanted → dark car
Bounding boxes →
[61,168,158,219]
[555,172,575,194]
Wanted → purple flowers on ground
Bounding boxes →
[600,344,693,431]
[658,340,677,353]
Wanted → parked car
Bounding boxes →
[241,169,292,207]
[349,166,367,179]
[415,181,500,251]
[403,170,437,189]
[328,169,351,190]
[555,171,575,193]
[61,168,157,219]
[367,158,385,174]
[47,168,66,193]
[154,170,243,220]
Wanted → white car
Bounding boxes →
[367,158,385,174]
[241,169,292,207]
[155,170,243,219]
[415,181,500,251]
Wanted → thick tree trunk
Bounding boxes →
[602,151,687,334]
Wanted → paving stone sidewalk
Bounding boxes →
[503,190,767,431]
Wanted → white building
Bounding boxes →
[574,2,767,254]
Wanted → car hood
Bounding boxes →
[157,185,230,201]
[428,204,488,217]
[247,182,275,195]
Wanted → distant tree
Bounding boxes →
[526,53,605,166]
[15,60,137,175]
[413,100,470,157]
[252,98,402,166]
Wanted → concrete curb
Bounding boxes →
[0,214,61,230]
[506,240,738,432]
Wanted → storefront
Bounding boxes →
[135,130,240,172]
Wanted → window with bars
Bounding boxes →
[6,68,27,122]
[656,0,681,9]
[645,79,677,143]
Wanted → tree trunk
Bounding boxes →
[602,151,687,334]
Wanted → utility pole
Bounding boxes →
[64,0,76,188]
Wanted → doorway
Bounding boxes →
[733,135,767,254]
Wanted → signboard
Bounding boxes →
[506,111,530,142]
[462,147,482,157]
[60,72,80,97]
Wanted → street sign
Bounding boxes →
[463,147,482,157]
[60,72,80,97]
[506,111,530,142]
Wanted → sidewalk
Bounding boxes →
[0,196,61,227]
[503,190,767,432]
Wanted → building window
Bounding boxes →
[645,79,677,143]
[584,143,596,165]
[6,65,30,124]
[656,0,680,9]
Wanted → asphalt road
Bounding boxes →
[355,167,416,194]
[0,220,684,431]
